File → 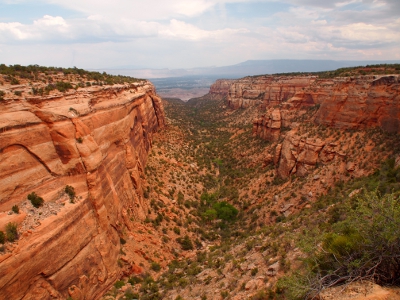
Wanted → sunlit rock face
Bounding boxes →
[0,80,165,300]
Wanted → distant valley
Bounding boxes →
[150,76,220,101]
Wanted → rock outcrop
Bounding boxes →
[227,76,316,109]
[275,134,327,178]
[252,108,285,141]
[0,79,164,299]
[208,79,235,100]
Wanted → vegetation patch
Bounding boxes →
[28,192,44,208]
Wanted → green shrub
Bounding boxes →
[177,235,193,250]
[5,222,18,242]
[65,185,76,203]
[151,262,161,272]
[12,205,19,214]
[28,192,44,208]
[55,81,73,92]
[10,77,19,85]
[220,291,229,299]
[0,231,5,244]
[114,280,125,289]
[213,201,238,221]
[128,276,142,285]
[124,289,139,300]
[279,190,400,299]
[177,191,184,204]
[202,209,217,222]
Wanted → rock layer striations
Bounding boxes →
[0,80,164,299]
[209,74,400,178]
[215,74,400,132]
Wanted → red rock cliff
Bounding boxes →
[226,76,316,109]
[0,79,164,299]
[211,74,400,178]
[219,74,400,132]
[208,79,235,99]
[252,75,400,134]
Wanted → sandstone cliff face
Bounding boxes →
[224,74,400,133]
[313,75,400,133]
[208,79,235,99]
[0,80,164,299]
[211,74,400,178]
[226,76,316,109]
[274,134,336,178]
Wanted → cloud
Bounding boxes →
[0,14,248,44]
[0,15,161,43]
[0,0,399,69]
[41,0,253,20]
[267,0,400,50]
[159,19,248,40]
[0,15,69,41]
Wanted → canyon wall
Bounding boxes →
[216,74,400,132]
[226,76,316,109]
[0,80,164,299]
[209,74,400,178]
[252,75,400,136]
[208,79,235,99]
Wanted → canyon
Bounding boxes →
[0,64,399,300]
[0,72,164,299]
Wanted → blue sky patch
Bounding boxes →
[0,2,81,23]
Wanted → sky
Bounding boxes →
[0,0,399,69]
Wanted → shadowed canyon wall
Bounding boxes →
[0,81,164,299]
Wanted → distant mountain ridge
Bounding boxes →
[101,59,400,79]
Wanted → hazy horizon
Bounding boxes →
[101,59,400,79]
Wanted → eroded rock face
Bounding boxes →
[0,81,165,299]
[220,74,400,133]
[210,74,400,134]
[227,76,316,109]
[208,74,400,177]
[276,134,326,178]
[209,79,235,99]
[313,75,400,133]
[252,108,283,141]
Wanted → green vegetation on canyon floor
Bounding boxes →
[104,88,400,299]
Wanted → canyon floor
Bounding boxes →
[101,92,400,300]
